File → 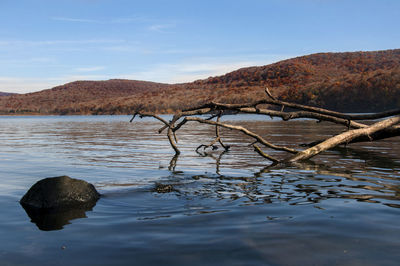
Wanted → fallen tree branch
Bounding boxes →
[236,107,367,129]
[131,87,400,166]
[287,115,400,162]
[185,87,400,121]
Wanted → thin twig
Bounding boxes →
[253,144,279,163]
[216,116,230,150]
[185,117,299,154]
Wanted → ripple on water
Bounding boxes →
[0,115,399,265]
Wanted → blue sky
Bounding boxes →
[0,0,399,93]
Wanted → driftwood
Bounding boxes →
[131,88,400,165]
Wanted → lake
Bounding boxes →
[0,115,399,265]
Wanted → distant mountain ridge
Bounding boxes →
[0,79,169,114]
[0,92,17,96]
[191,49,400,111]
[0,49,399,115]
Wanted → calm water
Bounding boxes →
[0,115,399,265]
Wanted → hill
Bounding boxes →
[191,49,400,112]
[0,79,169,115]
[0,49,399,115]
[0,92,17,96]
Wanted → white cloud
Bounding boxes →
[0,57,56,65]
[75,66,106,72]
[51,16,154,24]
[60,74,110,81]
[0,55,290,93]
[51,17,100,23]
[117,52,293,83]
[0,39,125,47]
[118,59,271,84]
[112,17,150,24]
[148,23,175,32]
[0,77,60,94]
[0,74,111,94]
[101,41,145,53]
[50,16,178,34]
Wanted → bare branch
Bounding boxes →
[195,101,366,129]
[253,144,279,163]
[167,126,180,155]
[131,87,400,164]
[130,112,169,127]
[158,124,168,134]
[196,139,219,153]
[216,116,230,150]
[265,87,277,100]
[168,154,179,172]
[237,107,367,129]
[185,117,298,154]
[196,116,230,153]
[173,118,188,132]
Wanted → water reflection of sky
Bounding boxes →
[0,115,399,265]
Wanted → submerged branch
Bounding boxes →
[253,144,279,163]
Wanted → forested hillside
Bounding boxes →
[0,92,16,96]
[0,79,169,114]
[192,49,400,112]
[0,49,399,115]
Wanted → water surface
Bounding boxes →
[0,115,399,265]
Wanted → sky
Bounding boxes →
[0,0,399,93]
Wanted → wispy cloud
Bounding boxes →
[0,54,290,93]
[51,17,100,23]
[117,52,293,84]
[0,74,111,93]
[118,59,272,84]
[51,16,151,24]
[59,74,110,81]
[0,77,60,93]
[0,39,128,54]
[51,16,177,33]
[75,66,105,72]
[0,57,56,65]
[100,40,145,53]
[148,23,175,33]
[0,39,125,47]
[0,40,124,56]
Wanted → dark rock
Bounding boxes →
[153,183,176,193]
[20,175,100,210]
[20,176,100,231]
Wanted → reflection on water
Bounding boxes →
[21,204,94,231]
[154,151,400,209]
[0,115,399,265]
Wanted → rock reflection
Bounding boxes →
[21,205,95,231]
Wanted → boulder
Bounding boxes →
[20,175,100,210]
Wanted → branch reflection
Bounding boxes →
[162,151,400,209]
